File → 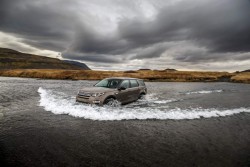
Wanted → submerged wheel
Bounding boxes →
[104,97,115,105]
[139,93,145,99]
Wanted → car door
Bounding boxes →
[115,80,131,104]
[129,79,140,101]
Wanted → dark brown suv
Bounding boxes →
[76,77,147,105]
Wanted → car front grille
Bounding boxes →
[78,92,91,99]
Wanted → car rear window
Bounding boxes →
[130,80,139,88]
[137,80,145,86]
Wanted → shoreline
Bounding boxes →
[0,69,249,84]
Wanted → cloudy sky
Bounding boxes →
[0,0,250,71]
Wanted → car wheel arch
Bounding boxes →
[104,95,116,101]
[139,92,146,99]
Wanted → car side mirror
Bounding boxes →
[118,86,126,91]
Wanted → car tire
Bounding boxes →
[139,93,145,99]
[104,97,115,105]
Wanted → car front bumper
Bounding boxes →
[76,96,103,105]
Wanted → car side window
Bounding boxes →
[130,80,139,88]
[110,80,119,88]
[120,80,130,88]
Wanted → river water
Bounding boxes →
[0,77,250,166]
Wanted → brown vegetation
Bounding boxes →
[1,69,249,83]
[1,48,249,83]
[231,72,250,84]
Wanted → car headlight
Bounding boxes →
[91,92,105,97]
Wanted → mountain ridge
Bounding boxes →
[0,48,90,70]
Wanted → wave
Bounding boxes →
[38,87,249,121]
[137,93,179,104]
[153,99,179,104]
[185,89,223,95]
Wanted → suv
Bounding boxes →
[76,77,147,105]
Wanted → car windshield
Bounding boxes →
[94,79,122,89]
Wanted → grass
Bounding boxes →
[231,72,250,83]
[1,47,249,83]
[1,69,249,83]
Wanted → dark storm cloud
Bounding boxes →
[174,50,250,63]
[62,51,122,63]
[132,43,170,59]
[0,0,77,51]
[22,39,69,51]
[67,25,129,55]
[0,0,250,68]
[67,0,250,62]
[118,0,250,53]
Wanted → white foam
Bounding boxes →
[0,112,3,119]
[138,93,179,104]
[38,87,250,121]
[185,89,223,95]
[143,93,158,101]
[153,99,178,104]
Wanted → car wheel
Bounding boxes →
[104,97,115,105]
[104,97,119,107]
[139,93,145,99]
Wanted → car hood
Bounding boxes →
[79,87,116,93]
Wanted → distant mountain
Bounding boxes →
[138,68,151,71]
[241,69,250,72]
[0,48,90,70]
[63,60,90,70]
[164,68,177,71]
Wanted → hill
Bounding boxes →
[0,48,249,84]
[63,60,90,70]
[241,69,250,73]
[0,48,90,70]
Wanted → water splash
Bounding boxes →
[185,90,223,95]
[38,87,250,121]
